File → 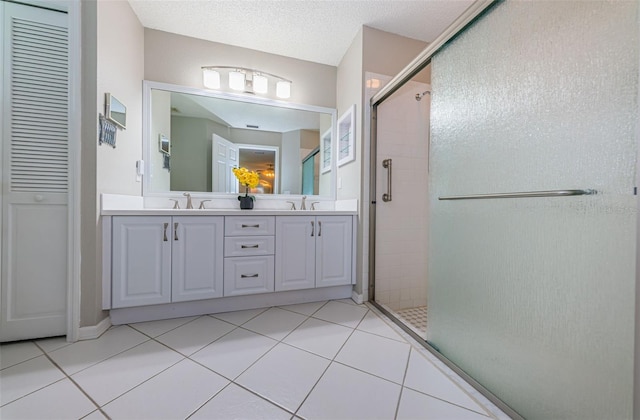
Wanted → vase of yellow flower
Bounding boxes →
[232,167,260,210]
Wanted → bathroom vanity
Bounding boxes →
[101,197,357,324]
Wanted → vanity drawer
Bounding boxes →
[225,236,274,257]
[224,256,274,297]
[225,216,275,236]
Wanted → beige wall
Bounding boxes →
[144,29,337,109]
[81,0,144,326]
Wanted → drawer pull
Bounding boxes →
[318,221,322,237]
[241,273,260,278]
[242,224,260,228]
[163,223,168,242]
[241,244,260,249]
[174,222,179,241]
[311,221,315,237]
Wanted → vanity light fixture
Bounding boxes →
[201,66,292,99]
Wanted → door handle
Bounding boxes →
[311,220,315,237]
[382,159,392,202]
[318,221,322,237]
[163,223,168,242]
[174,222,179,241]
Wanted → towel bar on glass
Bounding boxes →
[438,189,596,200]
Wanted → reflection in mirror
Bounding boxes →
[145,82,336,198]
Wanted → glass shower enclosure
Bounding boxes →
[370,1,639,418]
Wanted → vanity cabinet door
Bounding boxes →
[112,216,172,308]
[315,216,353,287]
[171,216,224,302]
[275,216,315,291]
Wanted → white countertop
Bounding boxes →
[102,209,357,216]
[101,194,358,216]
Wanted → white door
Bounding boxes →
[0,3,70,341]
[275,216,315,291]
[112,217,171,308]
[212,134,238,193]
[315,216,352,287]
[172,216,224,302]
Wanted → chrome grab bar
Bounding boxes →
[382,159,392,202]
[438,189,596,201]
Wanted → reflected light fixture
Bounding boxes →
[202,66,292,99]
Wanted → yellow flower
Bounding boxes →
[233,166,260,189]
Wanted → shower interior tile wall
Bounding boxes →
[374,79,429,311]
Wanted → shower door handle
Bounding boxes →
[382,159,392,202]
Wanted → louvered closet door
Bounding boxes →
[0,3,69,342]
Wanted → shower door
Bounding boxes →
[372,72,431,337]
[425,1,638,419]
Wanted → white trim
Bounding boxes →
[351,290,364,304]
[77,316,111,341]
[66,0,81,342]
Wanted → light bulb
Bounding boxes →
[229,71,246,91]
[253,74,268,94]
[202,69,220,89]
[276,81,291,99]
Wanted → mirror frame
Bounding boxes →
[142,80,337,200]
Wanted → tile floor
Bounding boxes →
[0,299,507,420]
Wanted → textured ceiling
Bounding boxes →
[128,0,474,66]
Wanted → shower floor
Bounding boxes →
[395,306,427,336]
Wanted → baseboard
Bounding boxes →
[77,316,111,341]
[351,290,364,304]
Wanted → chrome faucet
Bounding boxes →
[183,192,193,209]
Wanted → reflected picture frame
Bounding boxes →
[159,134,170,155]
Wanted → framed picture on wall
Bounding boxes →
[159,134,170,155]
[337,104,355,167]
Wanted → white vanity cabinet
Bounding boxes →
[224,216,275,297]
[275,215,353,291]
[111,216,224,308]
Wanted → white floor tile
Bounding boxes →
[404,349,487,415]
[312,301,368,328]
[335,298,359,306]
[102,358,228,419]
[190,383,291,420]
[397,387,489,420]
[155,316,235,356]
[82,410,109,419]
[236,343,330,412]
[298,362,401,420]
[211,308,268,326]
[283,317,353,359]
[0,341,42,370]
[242,307,307,341]
[0,378,96,420]
[47,326,148,375]
[191,328,277,380]
[278,300,327,316]
[335,330,410,384]
[71,340,183,406]
[35,336,72,354]
[357,311,406,342]
[128,316,198,338]
[0,355,65,406]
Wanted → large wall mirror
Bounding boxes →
[143,81,337,198]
